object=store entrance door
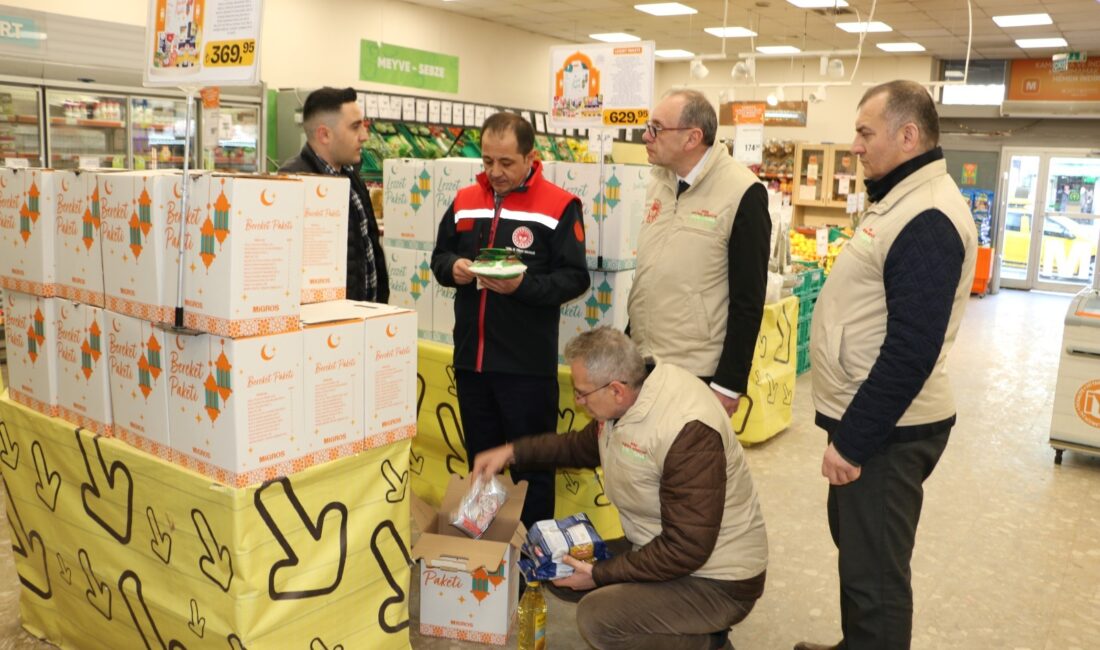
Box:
[994,148,1100,293]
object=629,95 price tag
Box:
[602,108,649,127]
[204,39,256,68]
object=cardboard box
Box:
[292,174,349,304]
[432,282,456,345]
[54,300,113,435]
[412,474,527,646]
[382,158,435,250]
[107,310,171,454]
[358,302,418,448]
[0,168,57,296]
[385,246,433,339]
[54,170,107,306]
[183,174,304,337]
[551,162,600,269]
[301,301,366,460]
[99,171,188,325]
[3,291,58,416]
[597,164,649,271]
[167,328,305,487]
[558,269,634,363]
[432,157,481,226]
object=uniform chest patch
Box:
[512,226,534,249]
[620,440,649,463]
[688,209,719,227]
[645,199,662,224]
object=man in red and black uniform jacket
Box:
[431,113,589,529]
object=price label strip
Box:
[602,108,650,127]
[204,39,257,68]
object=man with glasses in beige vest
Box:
[628,89,772,418]
[473,327,767,650]
[795,80,977,650]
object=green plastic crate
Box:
[797,341,812,375]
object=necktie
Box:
[677,179,690,198]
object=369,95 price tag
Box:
[602,108,649,127]
[204,39,256,68]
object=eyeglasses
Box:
[644,122,694,139]
[573,381,615,401]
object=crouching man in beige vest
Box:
[474,327,768,650]
[795,80,977,650]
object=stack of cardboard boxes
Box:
[0,168,416,488]
[383,157,648,357]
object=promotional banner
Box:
[1006,58,1100,102]
[549,42,655,130]
[144,0,263,87]
[731,102,766,167]
[0,393,412,649]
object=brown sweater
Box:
[513,420,765,600]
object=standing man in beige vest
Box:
[796,81,977,650]
[628,90,771,416]
[473,327,768,650]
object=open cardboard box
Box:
[412,474,528,645]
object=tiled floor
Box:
[3,288,1100,649]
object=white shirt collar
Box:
[678,146,712,186]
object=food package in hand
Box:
[451,475,508,539]
[519,513,611,581]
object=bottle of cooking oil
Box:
[517,580,547,649]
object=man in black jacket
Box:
[431,113,589,529]
[279,87,388,303]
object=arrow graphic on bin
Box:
[78,430,134,545]
[192,508,233,592]
[119,570,188,650]
[255,475,348,601]
[3,474,51,599]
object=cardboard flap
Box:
[412,533,512,573]
[300,300,365,325]
[410,492,437,532]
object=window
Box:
[940,60,1006,106]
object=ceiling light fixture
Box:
[766,92,779,106]
[836,21,892,33]
[757,45,802,54]
[731,57,756,81]
[589,32,642,43]
[634,2,698,16]
[786,0,849,7]
[828,58,845,77]
[690,58,710,79]
[992,13,1053,27]
[1015,37,1068,48]
[877,42,926,52]
[808,84,827,103]
[776,86,786,102]
[704,26,758,38]
[655,49,696,59]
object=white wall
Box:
[4,0,565,111]
[656,56,937,145]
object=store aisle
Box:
[3,289,1099,650]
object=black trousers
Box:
[827,428,951,650]
[455,369,558,531]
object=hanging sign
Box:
[143,0,263,87]
[731,102,766,167]
[549,42,655,130]
[1006,58,1100,102]
[360,41,460,94]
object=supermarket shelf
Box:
[1,152,41,159]
[49,117,126,129]
[0,114,39,125]
[51,153,125,161]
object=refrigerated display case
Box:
[209,103,259,173]
[131,97,195,170]
[46,90,128,169]
[0,84,42,167]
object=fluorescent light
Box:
[655,49,695,58]
[1015,37,1068,48]
[589,32,642,43]
[756,45,802,54]
[704,26,758,38]
[836,21,892,33]
[787,0,849,7]
[877,42,926,52]
[635,2,697,16]
[992,13,1052,27]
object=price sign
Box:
[602,108,649,127]
[204,39,256,67]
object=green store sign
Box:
[360,41,459,94]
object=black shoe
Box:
[710,629,732,650]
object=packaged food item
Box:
[468,248,528,279]
[451,475,508,539]
[519,513,611,581]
